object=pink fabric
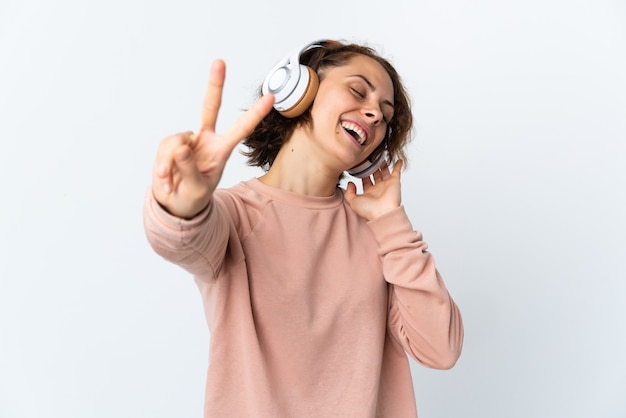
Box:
[143,178,463,417]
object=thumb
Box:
[344,181,358,205]
[172,145,204,189]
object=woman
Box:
[144,39,463,417]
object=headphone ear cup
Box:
[278,66,319,118]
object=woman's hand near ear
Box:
[151,59,275,219]
[344,160,403,221]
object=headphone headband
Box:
[346,151,387,178]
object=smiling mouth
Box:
[341,121,367,146]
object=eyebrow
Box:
[348,74,395,111]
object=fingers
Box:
[197,59,274,155]
[391,159,403,176]
[361,159,402,193]
[368,161,388,186]
[171,143,205,193]
[344,181,358,203]
[155,132,194,175]
[154,131,195,194]
[373,160,402,182]
[199,59,226,133]
[224,93,275,145]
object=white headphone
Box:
[262,39,388,178]
[346,151,387,178]
[262,39,326,118]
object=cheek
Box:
[309,97,340,128]
[311,83,352,114]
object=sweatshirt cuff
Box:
[366,206,416,245]
[144,188,212,233]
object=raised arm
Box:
[144,60,274,277]
[345,159,463,369]
[370,208,464,370]
[152,59,274,219]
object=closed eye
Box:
[351,88,365,98]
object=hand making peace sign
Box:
[151,60,275,219]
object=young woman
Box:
[144,39,463,417]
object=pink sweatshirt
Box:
[143,178,463,417]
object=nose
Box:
[363,105,383,126]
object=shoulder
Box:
[212,179,273,234]
[214,179,272,210]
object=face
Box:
[305,54,395,172]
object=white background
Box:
[1,0,625,417]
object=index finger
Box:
[199,59,226,133]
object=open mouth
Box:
[341,121,367,146]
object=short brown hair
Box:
[243,40,414,172]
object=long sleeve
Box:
[142,179,452,416]
[142,189,230,280]
[367,206,464,369]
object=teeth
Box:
[341,121,366,145]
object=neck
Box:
[258,135,342,197]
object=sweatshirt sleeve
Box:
[367,206,464,370]
[142,189,230,280]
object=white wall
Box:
[1,0,625,416]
